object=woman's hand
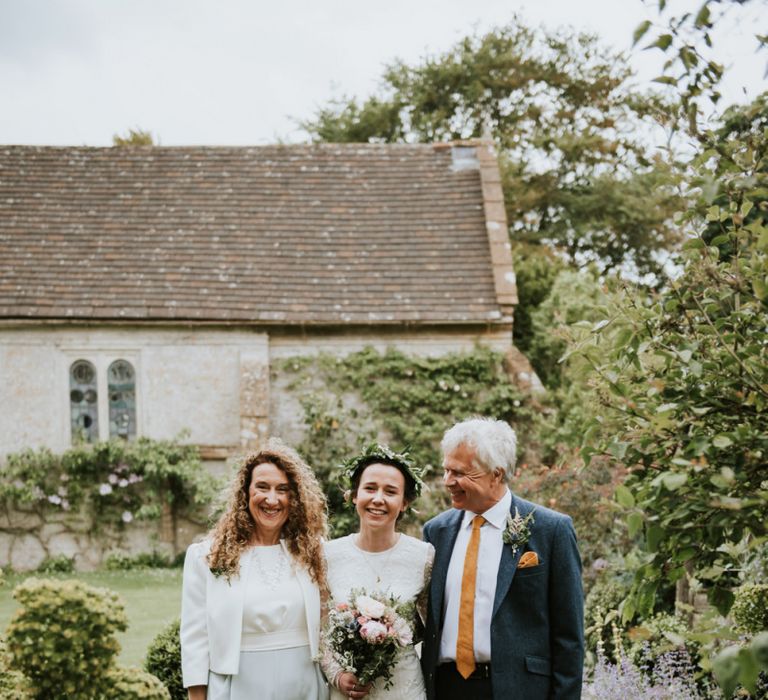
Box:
[187,685,206,700]
[337,672,372,698]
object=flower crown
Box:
[338,443,425,503]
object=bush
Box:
[105,667,170,700]
[104,551,179,571]
[0,637,28,699]
[5,578,127,699]
[625,612,697,670]
[144,619,184,700]
[584,574,632,662]
[35,555,75,574]
[732,584,768,635]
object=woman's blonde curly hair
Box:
[206,439,328,584]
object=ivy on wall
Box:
[277,346,534,534]
[0,437,220,531]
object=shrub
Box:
[0,637,28,699]
[35,555,75,574]
[106,667,170,700]
[104,551,177,571]
[625,612,697,670]
[5,578,127,699]
[732,584,768,635]
[584,574,632,662]
[144,619,184,700]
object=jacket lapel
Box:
[492,495,531,618]
[430,510,463,626]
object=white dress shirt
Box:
[439,488,511,664]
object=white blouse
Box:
[240,544,309,651]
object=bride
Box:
[322,444,434,700]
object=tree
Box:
[635,0,768,134]
[574,91,768,622]
[112,128,155,146]
[300,21,683,278]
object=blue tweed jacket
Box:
[422,494,584,699]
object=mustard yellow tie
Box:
[456,514,485,679]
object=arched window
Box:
[70,360,99,443]
[108,359,136,440]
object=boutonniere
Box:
[503,507,535,556]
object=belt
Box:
[440,661,492,680]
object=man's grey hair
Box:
[441,417,517,478]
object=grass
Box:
[0,568,182,667]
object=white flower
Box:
[118,479,129,488]
[47,494,62,505]
[108,474,119,485]
[121,511,133,523]
[61,499,70,511]
[359,620,388,643]
[98,483,113,496]
[392,616,412,645]
[356,595,386,619]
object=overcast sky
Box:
[0,0,764,146]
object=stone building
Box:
[0,141,530,468]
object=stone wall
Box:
[0,502,205,571]
[0,325,270,461]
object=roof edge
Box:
[474,142,517,311]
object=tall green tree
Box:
[574,91,768,622]
[300,21,683,278]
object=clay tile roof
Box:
[0,143,515,325]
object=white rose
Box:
[356,595,386,619]
[392,616,413,645]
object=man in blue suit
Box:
[422,417,583,699]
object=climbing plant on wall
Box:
[277,346,535,534]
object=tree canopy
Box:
[300,21,683,278]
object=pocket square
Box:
[518,551,539,569]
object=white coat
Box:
[180,538,322,688]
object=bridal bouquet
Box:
[324,589,414,689]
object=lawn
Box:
[0,568,182,667]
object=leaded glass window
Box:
[108,359,136,440]
[70,360,99,443]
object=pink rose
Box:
[359,620,388,644]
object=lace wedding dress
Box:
[323,533,434,700]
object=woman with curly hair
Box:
[181,439,329,700]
